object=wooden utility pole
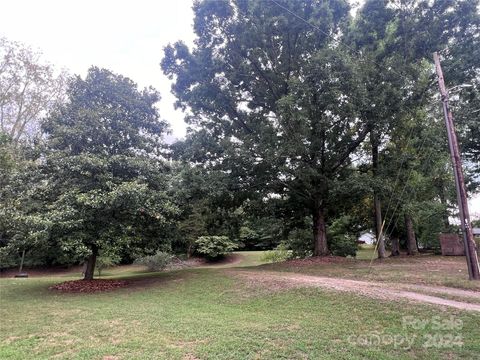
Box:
[434,52,480,280]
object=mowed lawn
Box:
[1,252,480,360]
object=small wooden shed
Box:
[439,233,465,256]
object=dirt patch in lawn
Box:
[231,270,480,312]
[49,279,129,293]
[282,256,354,267]
[262,255,480,291]
[183,354,201,360]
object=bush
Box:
[195,236,237,260]
[330,233,357,257]
[328,216,357,257]
[135,251,173,272]
[261,243,292,263]
[0,247,17,269]
[286,228,313,258]
[96,254,120,276]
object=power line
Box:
[269,0,413,84]
[383,135,437,240]
[368,126,434,267]
[269,0,460,260]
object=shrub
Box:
[135,251,173,272]
[96,254,120,277]
[261,243,292,263]
[286,228,313,258]
[330,233,357,257]
[328,216,358,257]
[195,236,237,260]
[0,247,17,269]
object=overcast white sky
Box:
[0,0,195,137]
[1,0,478,215]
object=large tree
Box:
[29,67,177,279]
[348,0,480,256]
[348,0,402,258]
[162,0,375,255]
[0,38,68,268]
[0,37,67,146]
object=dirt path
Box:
[232,270,480,312]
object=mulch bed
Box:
[49,279,128,293]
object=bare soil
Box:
[232,270,480,312]
[282,255,354,266]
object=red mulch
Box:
[49,279,128,293]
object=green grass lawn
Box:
[1,252,479,359]
[355,244,378,260]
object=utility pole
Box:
[434,52,480,280]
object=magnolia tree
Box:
[27,67,179,280]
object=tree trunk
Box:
[83,245,98,280]
[404,214,418,255]
[19,249,26,272]
[313,206,329,256]
[187,242,193,259]
[371,132,386,259]
[390,236,400,257]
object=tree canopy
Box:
[2,67,177,279]
[1,0,480,277]
[0,37,67,146]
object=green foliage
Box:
[163,0,372,255]
[283,216,358,258]
[0,133,14,182]
[261,243,292,263]
[413,201,447,250]
[2,0,479,272]
[328,216,358,258]
[239,226,259,247]
[3,259,480,359]
[0,247,16,268]
[168,162,247,257]
[135,251,173,272]
[1,67,178,276]
[195,236,237,260]
[96,252,121,277]
[330,235,357,258]
[350,0,480,249]
[238,215,285,250]
[283,216,367,259]
[175,201,208,256]
[163,0,480,257]
[0,37,67,145]
[286,228,313,259]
